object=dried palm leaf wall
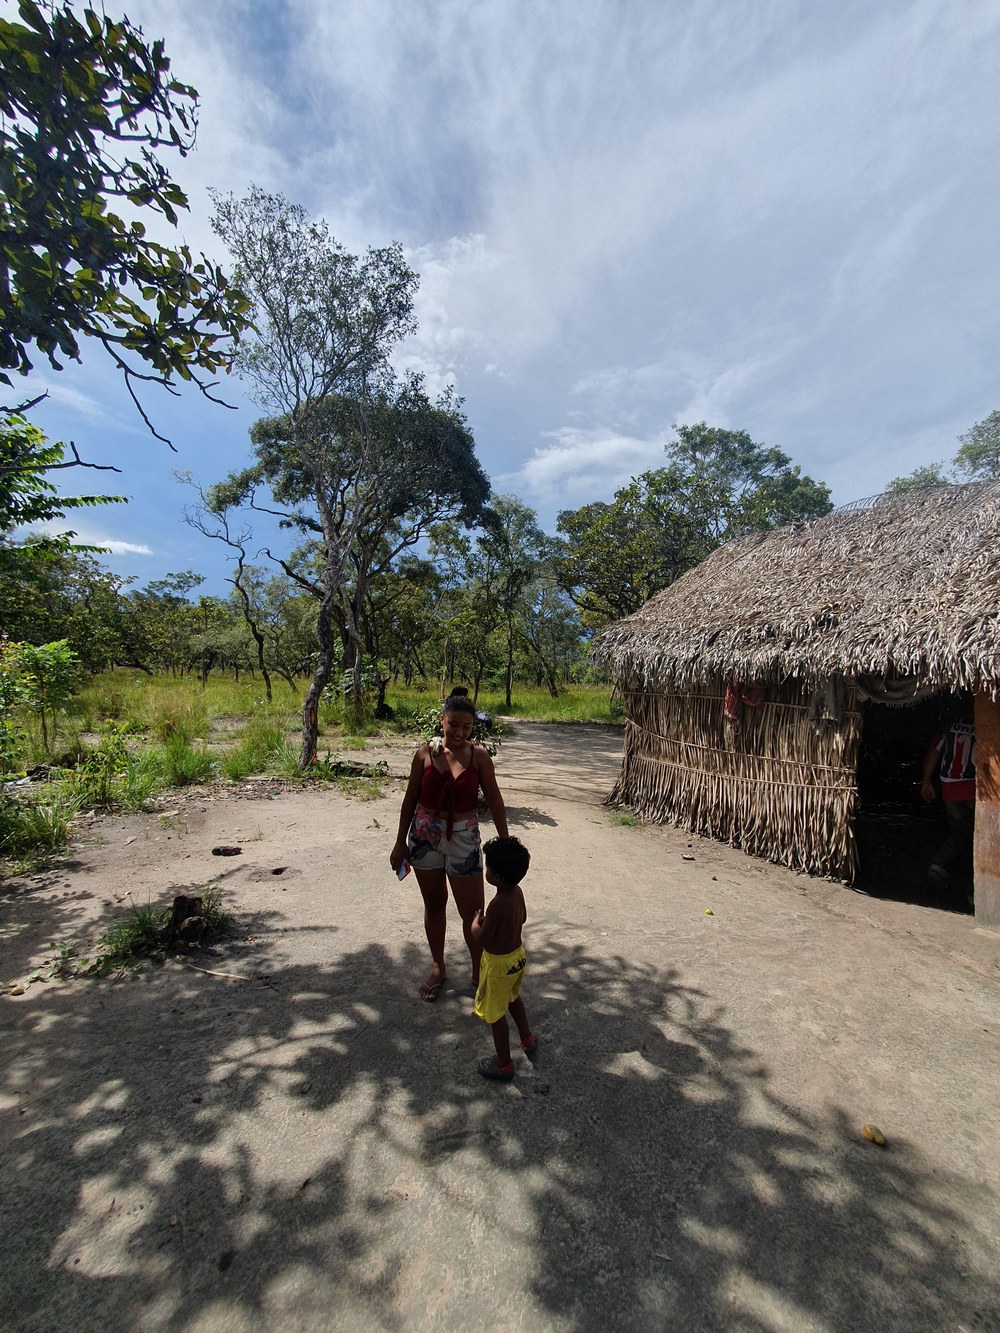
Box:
[611,676,862,880]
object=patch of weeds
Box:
[119,763,158,811]
[48,938,89,979]
[221,719,285,780]
[157,810,187,836]
[0,788,78,867]
[149,697,209,744]
[334,774,387,800]
[200,888,231,935]
[271,739,305,776]
[339,735,368,751]
[44,888,234,981]
[613,812,639,827]
[146,733,216,786]
[73,725,134,808]
[98,899,169,970]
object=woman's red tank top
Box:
[419,749,480,836]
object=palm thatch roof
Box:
[594,480,1000,694]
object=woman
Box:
[390,690,508,1001]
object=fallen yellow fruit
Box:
[704,908,714,915]
[862,1123,886,1145]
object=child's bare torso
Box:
[484,886,526,955]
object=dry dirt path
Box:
[2,722,999,1332]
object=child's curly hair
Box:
[483,835,530,886]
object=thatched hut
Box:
[593,480,1000,929]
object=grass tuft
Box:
[48,888,234,980]
[145,733,216,786]
[0,789,78,864]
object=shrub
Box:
[75,726,133,808]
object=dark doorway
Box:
[854,692,973,912]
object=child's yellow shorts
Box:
[474,946,526,1024]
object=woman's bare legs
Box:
[414,866,448,999]
[448,872,486,986]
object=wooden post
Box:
[973,692,1000,930]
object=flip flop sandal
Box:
[520,1035,538,1062]
[419,980,443,1002]
[478,1057,514,1081]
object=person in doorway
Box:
[470,835,536,1081]
[390,688,509,1001]
[920,702,976,891]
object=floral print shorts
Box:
[407,810,482,876]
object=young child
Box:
[470,835,537,1081]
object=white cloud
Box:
[29,375,110,424]
[24,520,153,557]
[508,427,667,505]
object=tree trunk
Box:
[505,618,515,710]
[300,588,338,767]
[525,632,560,697]
[275,667,298,693]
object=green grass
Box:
[613,812,639,827]
[144,733,217,786]
[70,673,621,747]
[221,719,287,780]
[0,788,78,865]
[72,670,301,734]
[382,682,621,725]
[24,674,620,793]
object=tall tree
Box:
[883,463,950,496]
[210,189,488,758]
[477,496,554,708]
[0,0,249,434]
[215,380,488,745]
[557,473,702,627]
[558,424,831,628]
[663,422,832,547]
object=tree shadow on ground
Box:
[2,925,998,1331]
[0,862,250,981]
[504,804,559,827]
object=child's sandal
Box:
[520,1035,538,1062]
[478,1057,514,1081]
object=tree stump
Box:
[169,894,205,944]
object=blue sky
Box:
[13,0,1000,594]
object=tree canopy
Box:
[557,423,832,628]
[0,0,250,434]
[210,187,489,757]
[886,409,1000,493]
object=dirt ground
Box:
[2,722,999,1332]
